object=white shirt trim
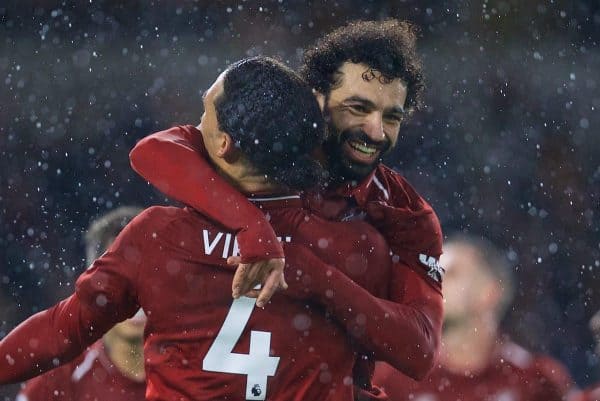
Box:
[372,175,390,200]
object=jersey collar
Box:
[247,194,303,210]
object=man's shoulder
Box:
[574,384,600,401]
[113,206,228,259]
[499,342,573,390]
[129,206,240,265]
[375,165,427,204]
[128,205,217,234]
[528,353,574,390]
[375,164,407,181]
[374,164,443,254]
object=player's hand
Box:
[227,257,288,308]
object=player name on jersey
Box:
[202,229,292,259]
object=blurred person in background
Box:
[16,206,146,401]
[130,20,444,398]
[570,310,600,401]
[373,234,575,401]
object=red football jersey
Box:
[1,199,394,401]
[129,125,445,384]
[129,125,444,293]
[373,341,575,401]
[17,341,145,401]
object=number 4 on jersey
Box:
[203,296,280,400]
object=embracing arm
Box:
[285,244,442,380]
[284,185,444,380]
[129,125,283,263]
[0,218,144,384]
[0,295,104,384]
[0,274,137,383]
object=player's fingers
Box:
[232,263,250,298]
[256,271,282,308]
[243,289,261,299]
[235,263,264,297]
[227,256,242,266]
[271,257,287,290]
[279,274,289,291]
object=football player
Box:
[16,207,147,401]
[129,20,444,397]
[1,56,394,401]
[373,234,575,401]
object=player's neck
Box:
[211,157,288,195]
[441,314,499,374]
[233,170,285,195]
[104,336,146,382]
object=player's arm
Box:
[0,216,144,384]
[285,170,444,380]
[285,243,442,380]
[358,169,445,377]
[129,125,286,305]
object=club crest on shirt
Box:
[418,254,445,283]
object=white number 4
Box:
[203,296,280,400]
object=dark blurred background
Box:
[1,0,599,398]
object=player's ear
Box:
[216,132,235,158]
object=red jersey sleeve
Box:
[364,166,444,294]
[284,243,442,380]
[0,211,150,384]
[129,125,284,263]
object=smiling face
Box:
[321,62,407,182]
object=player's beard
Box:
[322,118,390,184]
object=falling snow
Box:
[0,2,599,399]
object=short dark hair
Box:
[85,206,143,264]
[214,56,325,190]
[300,19,425,113]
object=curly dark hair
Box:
[215,56,325,190]
[300,19,425,113]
